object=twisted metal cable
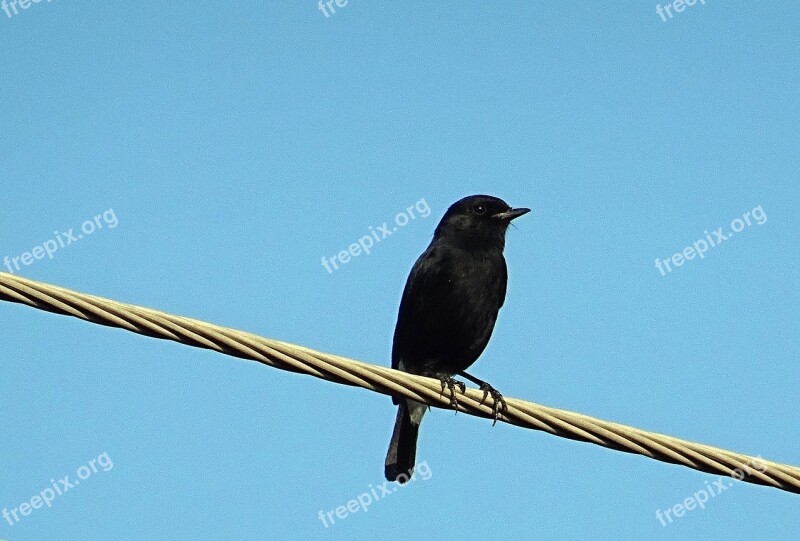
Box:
[1,271,798,494]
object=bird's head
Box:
[434,195,530,248]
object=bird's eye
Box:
[473,204,487,215]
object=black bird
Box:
[384,194,530,483]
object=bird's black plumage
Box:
[385,194,529,482]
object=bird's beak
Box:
[493,207,531,221]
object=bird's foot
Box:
[438,375,466,410]
[478,382,508,426]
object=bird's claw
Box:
[438,376,466,410]
[479,382,508,426]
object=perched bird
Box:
[384,194,529,483]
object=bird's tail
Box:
[385,400,423,483]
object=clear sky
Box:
[1,2,798,540]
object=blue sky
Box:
[1,2,798,539]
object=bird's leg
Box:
[436,373,466,410]
[459,371,508,426]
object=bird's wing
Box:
[391,244,454,371]
[497,256,508,309]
